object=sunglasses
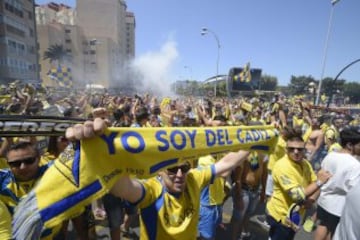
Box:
[167,163,191,174]
[8,157,37,168]
[287,147,305,152]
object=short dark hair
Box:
[340,126,360,147]
[113,109,124,121]
[135,106,149,122]
[283,126,304,142]
[5,141,39,159]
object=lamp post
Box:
[316,0,341,105]
[201,27,220,97]
[326,58,360,107]
[308,81,317,105]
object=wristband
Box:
[316,180,323,188]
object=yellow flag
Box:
[13,125,278,238]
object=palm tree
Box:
[43,44,71,67]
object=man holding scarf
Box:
[65,117,251,240]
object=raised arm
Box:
[65,115,145,204]
[214,150,250,177]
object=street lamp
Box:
[201,27,220,97]
[316,0,341,105]
[308,81,317,104]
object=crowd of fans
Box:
[1,81,360,240]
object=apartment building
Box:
[76,0,129,88]
[125,11,135,59]
[0,0,39,84]
[35,2,75,25]
[37,23,85,87]
[35,2,85,88]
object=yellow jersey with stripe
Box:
[0,164,60,239]
[267,136,286,172]
[198,155,225,206]
[39,152,57,166]
[0,200,11,240]
[266,155,317,226]
[0,158,9,170]
[136,165,215,240]
[328,142,342,153]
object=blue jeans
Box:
[232,188,260,221]
[266,215,295,240]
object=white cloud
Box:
[130,38,179,96]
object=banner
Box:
[233,62,251,82]
[0,115,84,137]
[13,125,278,239]
[47,67,73,88]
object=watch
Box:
[316,180,323,188]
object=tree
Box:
[343,82,360,103]
[287,75,317,95]
[259,74,278,91]
[43,44,71,67]
[320,77,345,97]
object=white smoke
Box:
[129,39,179,96]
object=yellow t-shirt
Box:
[267,136,286,172]
[0,166,60,239]
[40,152,57,166]
[0,200,11,240]
[328,142,342,153]
[266,155,317,226]
[302,126,312,143]
[292,116,304,128]
[0,158,9,170]
[198,155,225,206]
[137,166,214,240]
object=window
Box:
[65,39,71,43]
[65,29,71,33]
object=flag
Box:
[13,125,279,239]
[233,62,251,82]
[47,67,73,88]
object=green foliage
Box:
[320,77,345,96]
[288,75,317,95]
[43,44,71,66]
[259,74,278,91]
[343,82,360,103]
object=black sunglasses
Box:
[8,157,37,168]
[287,147,305,152]
[167,163,191,174]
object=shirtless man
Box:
[305,117,325,172]
[230,150,267,240]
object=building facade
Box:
[0,0,39,84]
[125,11,135,59]
[35,2,75,25]
[76,0,130,88]
[36,2,86,88]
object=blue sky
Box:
[36,0,360,86]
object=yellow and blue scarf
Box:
[13,125,278,239]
